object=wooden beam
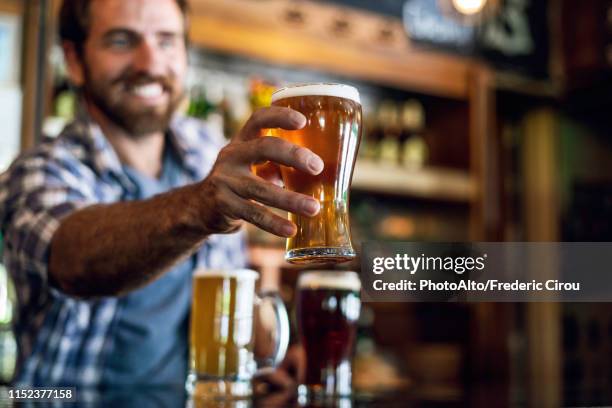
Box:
[188,0,472,99]
[0,0,22,15]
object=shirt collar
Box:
[63,109,205,184]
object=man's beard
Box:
[83,65,185,137]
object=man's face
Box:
[77,0,187,136]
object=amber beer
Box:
[188,269,289,400]
[297,271,361,398]
[271,84,362,264]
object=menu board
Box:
[402,0,476,52]
[477,0,549,78]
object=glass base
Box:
[186,374,252,401]
[286,247,356,264]
[297,384,353,407]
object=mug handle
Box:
[254,291,290,370]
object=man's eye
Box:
[159,36,177,49]
[108,36,133,48]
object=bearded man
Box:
[0,0,320,388]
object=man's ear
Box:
[62,41,85,87]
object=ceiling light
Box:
[452,0,487,15]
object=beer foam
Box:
[193,268,259,280]
[271,83,361,105]
[298,271,361,292]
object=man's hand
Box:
[196,106,323,237]
[253,344,305,394]
[48,107,322,297]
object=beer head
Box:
[297,270,361,292]
[271,83,361,105]
[193,268,259,281]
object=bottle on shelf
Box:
[399,99,428,169]
[377,100,401,165]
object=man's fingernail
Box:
[292,112,306,127]
[308,156,324,174]
[302,199,320,216]
[282,223,296,237]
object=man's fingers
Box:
[280,345,306,384]
[253,162,284,187]
[238,106,306,141]
[232,176,320,217]
[254,369,295,391]
[237,137,323,176]
[231,197,297,237]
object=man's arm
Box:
[49,107,323,298]
[49,183,208,298]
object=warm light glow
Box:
[452,0,487,15]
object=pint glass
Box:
[187,269,289,400]
[296,271,361,399]
[271,83,362,264]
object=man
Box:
[0,0,319,387]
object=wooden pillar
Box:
[469,65,501,242]
[20,0,54,150]
[522,108,562,408]
[467,65,512,382]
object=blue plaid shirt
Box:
[0,113,246,386]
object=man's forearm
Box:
[49,183,211,298]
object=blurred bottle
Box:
[43,86,77,138]
[55,89,77,120]
[399,99,428,169]
[249,77,276,111]
[359,109,378,161]
[187,85,218,119]
[187,84,227,140]
[377,100,401,164]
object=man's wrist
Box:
[165,183,213,238]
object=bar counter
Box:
[3,382,610,407]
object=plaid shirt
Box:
[0,113,246,386]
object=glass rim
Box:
[271,83,361,105]
[193,268,259,280]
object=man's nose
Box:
[132,38,165,76]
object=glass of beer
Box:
[271,83,362,264]
[296,271,361,399]
[187,269,290,400]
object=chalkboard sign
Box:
[478,0,549,78]
[322,0,550,79]
[402,0,477,53]
[322,0,405,18]
[402,0,549,78]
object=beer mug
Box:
[271,83,362,264]
[296,271,361,399]
[187,269,290,400]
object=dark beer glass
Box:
[271,84,362,264]
[296,271,361,399]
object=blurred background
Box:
[1,0,612,405]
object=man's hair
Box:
[59,0,189,55]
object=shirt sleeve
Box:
[0,151,95,307]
